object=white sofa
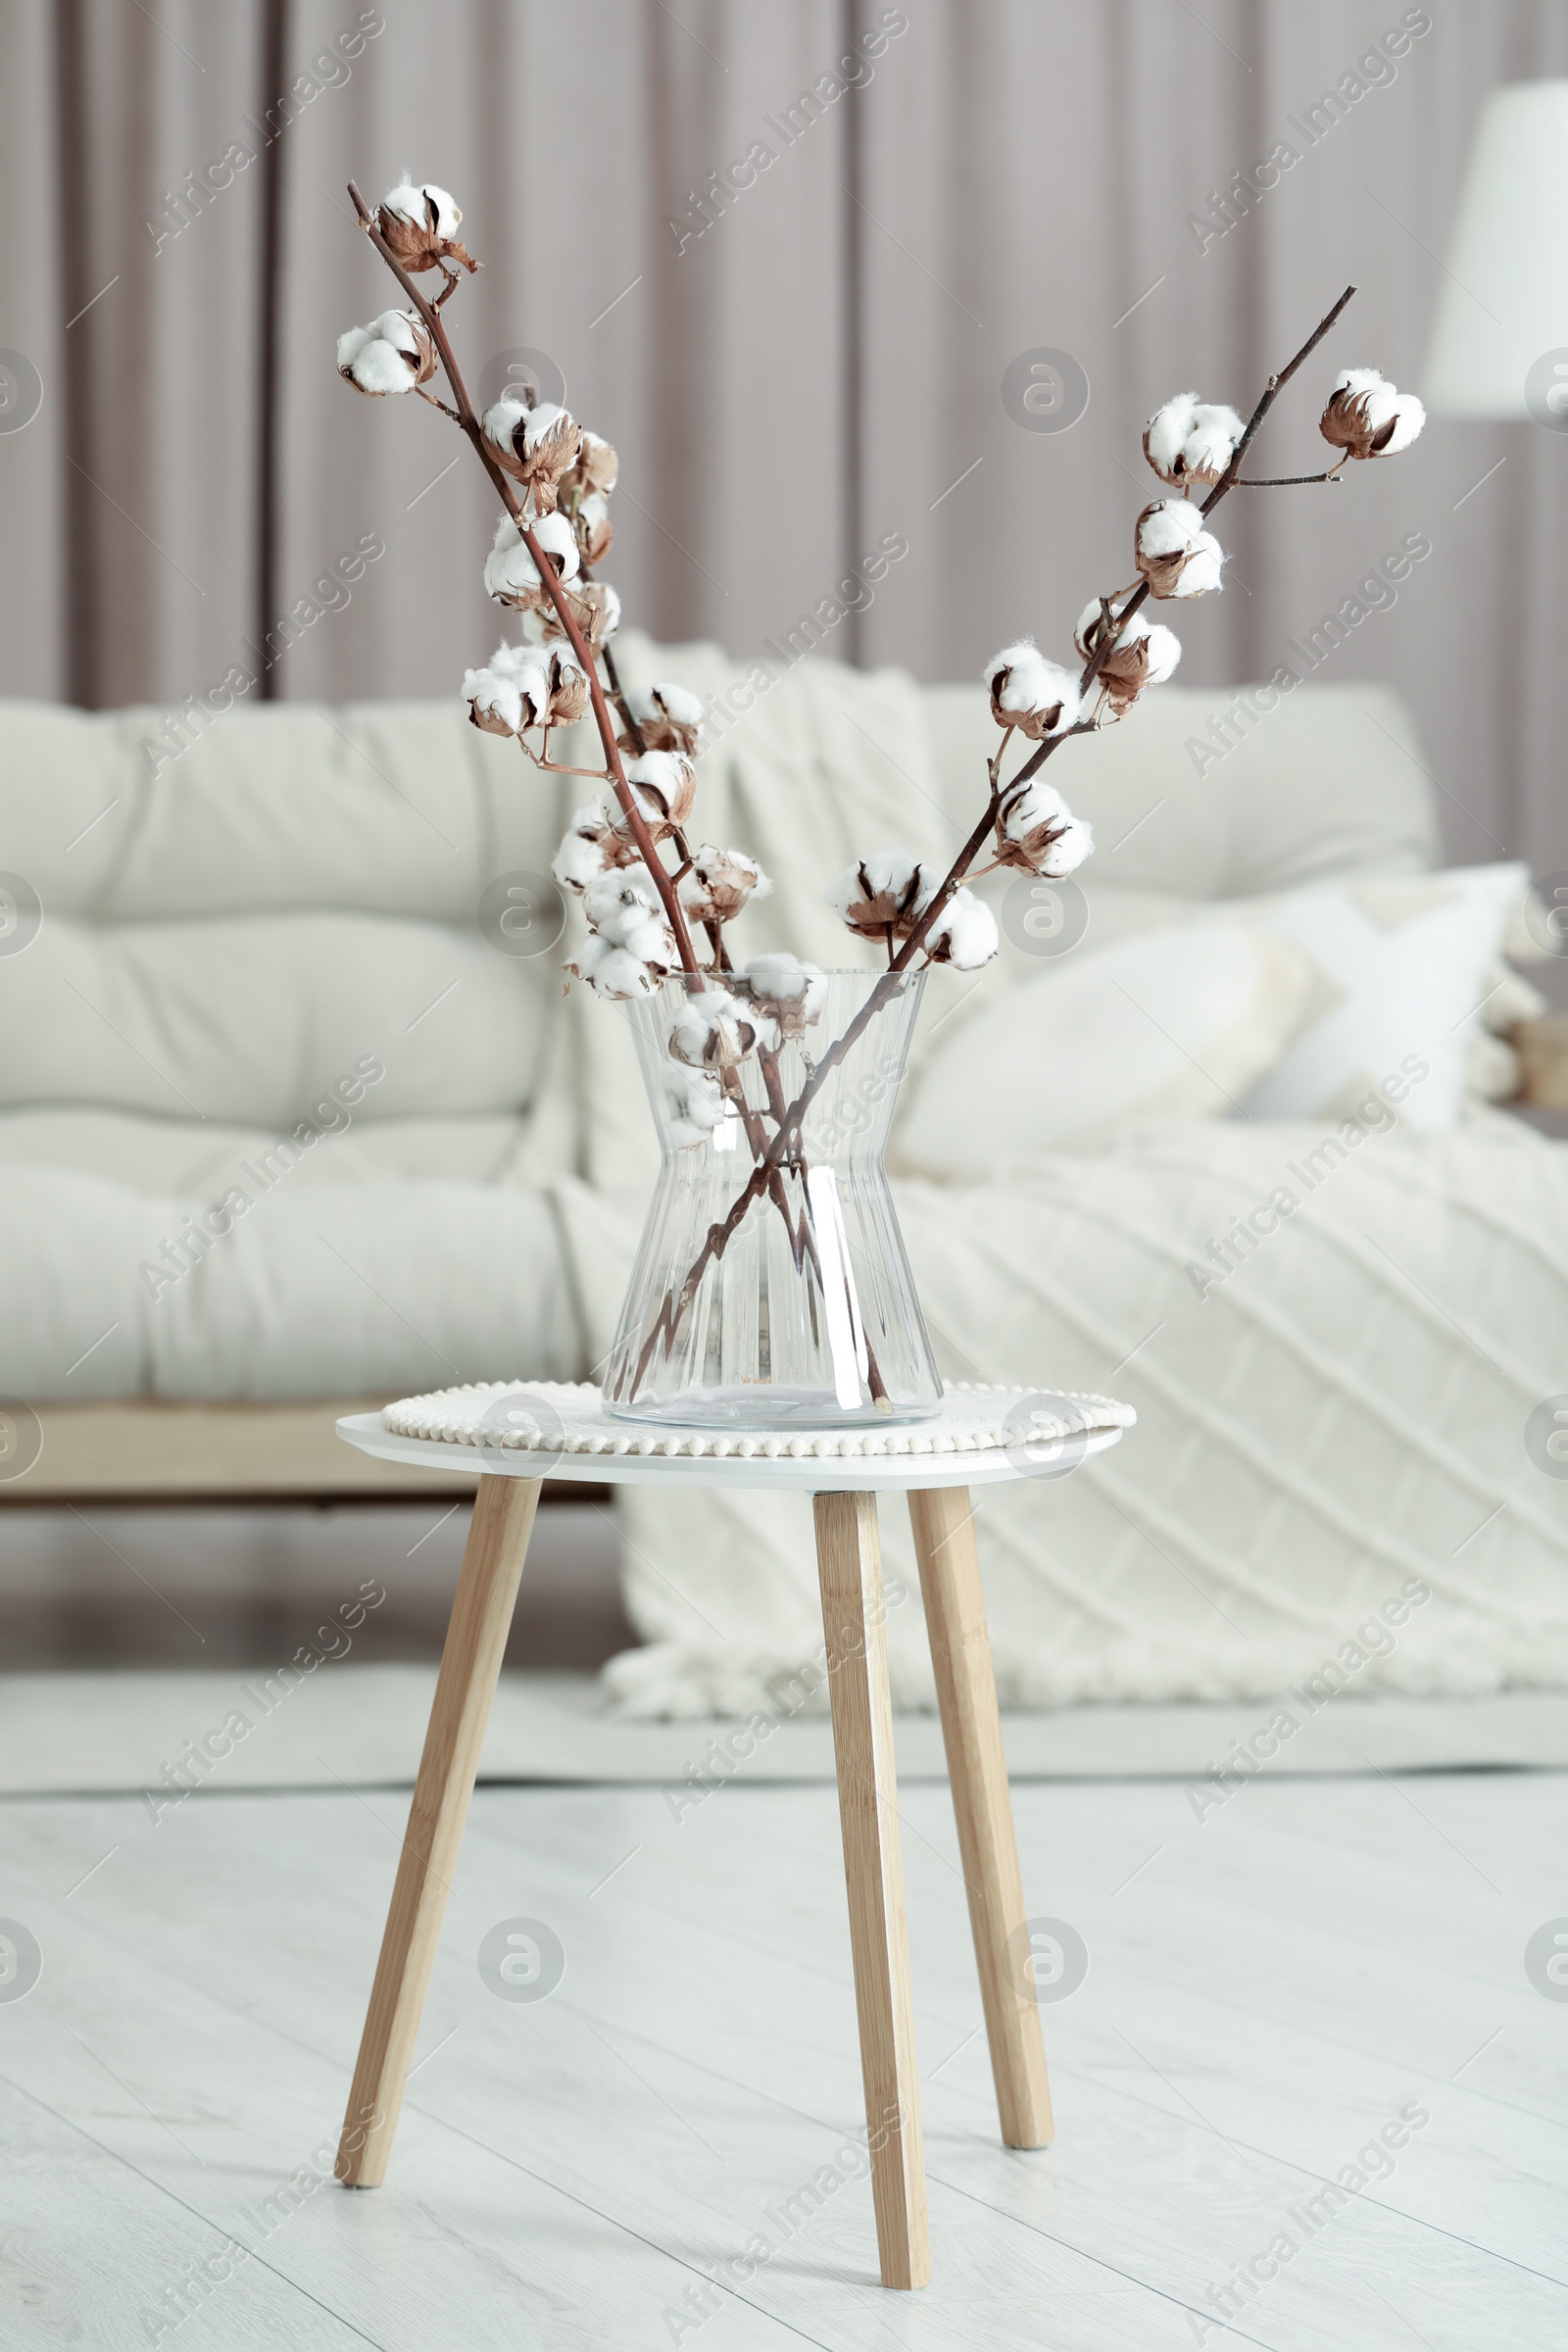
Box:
[4,634,1565,1707]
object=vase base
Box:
[603,1382,941,1432]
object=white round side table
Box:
[331,1380,1132,2291]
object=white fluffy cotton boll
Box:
[1144,393,1244,487]
[656,1059,727,1150]
[568,866,679,998]
[1136,620,1183,685]
[1185,402,1245,477]
[553,807,614,895]
[623,749,697,833]
[997,779,1095,877]
[647,682,703,725]
[336,311,433,397]
[667,987,759,1073]
[679,845,770,926]
[1143,392,1199,485]
[374,180,476,276]
[743,953,828,1039]
[382,178,463,238]
[580,865,673,957]
[483,512,580,607]
[462,662,524,736]
[1320,368,1426,459]
[984,641,1082,739]
[481,396,530,467]
[529,510,579,579]
[826,848,937,942]
[1135,500,1225,598]
[1075,599,1180,678]
[925,888,999,970]
[571,934,661,1001]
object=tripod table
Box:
[330,1380,1132,2290]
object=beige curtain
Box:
[4,1,1567,886]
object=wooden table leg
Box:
[813,1489,930,2291]
[336,1473,541,2186]
[907,1485,1054,2151]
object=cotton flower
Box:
[656,1058,727,1150]
[1143,392,1245,489]
[537,579,621,648]
[679,845,770,928]
[620,749,697,836]
[561,430,619,500]
[463,639,585,736]
[375,179,477,274]
[668,986,760,1073]
[1319,368,1426,460]
[567,865,678,998]
[480,399,582,512]
[483,511,579,608]
[335,310,435,397]
[553,804,634,895]
[1074,595,1182,712]
[996,778,1095,877]
[984,641,1082,740]
[461,648,532,738]
[742,954,827,1040]
[923,887,999,970]
[827,849,939,944]
[621,681,705,756]
[1134,501,1225,598]
[573,491,613,565]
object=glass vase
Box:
[604,969,943,1426]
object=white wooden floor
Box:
[0,1765,1563,2349]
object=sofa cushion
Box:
[0,1165,582,1402]
[0,913,544,1125]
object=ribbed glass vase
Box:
[603,969,943,1426]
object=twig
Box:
[1006,280,1357,794]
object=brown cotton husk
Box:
[1319,384,1395,460]
[619,687,700,758]
[467,701,515,739]
[546,653,589,726]
[986,662,1070,742]
[561,432,619,499]
[540,580,618,647]
[517,414,582,514]
[841,862,928,939]
[994,810,1073,873]
[680,846,764,926]
[572,494,613,565]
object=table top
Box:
[337,1381,1133,1494]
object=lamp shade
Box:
[1423,79,1568,418]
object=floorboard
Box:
[0,1772,1563,2349]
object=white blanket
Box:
[557,1109,1568,1715]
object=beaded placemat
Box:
[382,1380,1135,1463]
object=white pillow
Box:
[896,917,1318,1177]
[1234,863,1531,1133]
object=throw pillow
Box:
[1234,862,1531,1132]
[894,917,1321,1177]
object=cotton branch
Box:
[345,180,704,980]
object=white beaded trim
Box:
[381,1379,1135,1458]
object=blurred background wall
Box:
[3,1,1566,890]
